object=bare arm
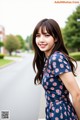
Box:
[59,72,80,120]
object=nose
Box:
[39,35,44,42]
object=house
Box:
[0,25,6,54]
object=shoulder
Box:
[49,51,71,75]
[49,51,69,66]
[49,51,66,62]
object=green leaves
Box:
[4,34,21,55]
[63,5,80,52]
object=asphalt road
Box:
[0,53,42,120]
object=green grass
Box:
[70,52,80,55]
[0,59,14,67]
[69,52,80,61]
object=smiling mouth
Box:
[39,44,47,48]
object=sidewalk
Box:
[38,61,80,120]
[4,56,23,62]
[0,56,23,69]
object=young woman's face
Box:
[35,27,56,57]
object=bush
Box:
[0,54,5,59]
[70,52,80,61]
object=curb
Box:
[0,61,16,69]
[0,56,24,69]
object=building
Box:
[0,25,5,54]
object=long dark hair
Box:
[32,18,77,85]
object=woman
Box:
[32,18,80,120]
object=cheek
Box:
[35,39,38,46]
[52,40,55,45]
[49,38,55,45]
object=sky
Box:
[0,0,79,39]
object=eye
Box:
[36,34,40,37]
[45,33,50,37]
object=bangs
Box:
[40,22,52,35]
[34,20,56,37]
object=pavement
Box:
[38,119,45,120]
[4,56,23,62]
[0,53,41,120]
[0,57,23,69]
[38,61,80,120]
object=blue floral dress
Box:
[42,51,78,120]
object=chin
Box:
[39,48,46,52]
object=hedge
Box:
[0,54,5,59]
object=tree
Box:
[16,35,25,49]
[63,5,80,51]
[26,34,32,50]
[0,41,4,53]
[4,34,21,55]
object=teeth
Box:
[39,44,46,45]
[40,45,45,46]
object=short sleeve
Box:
[50,52,71,77]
